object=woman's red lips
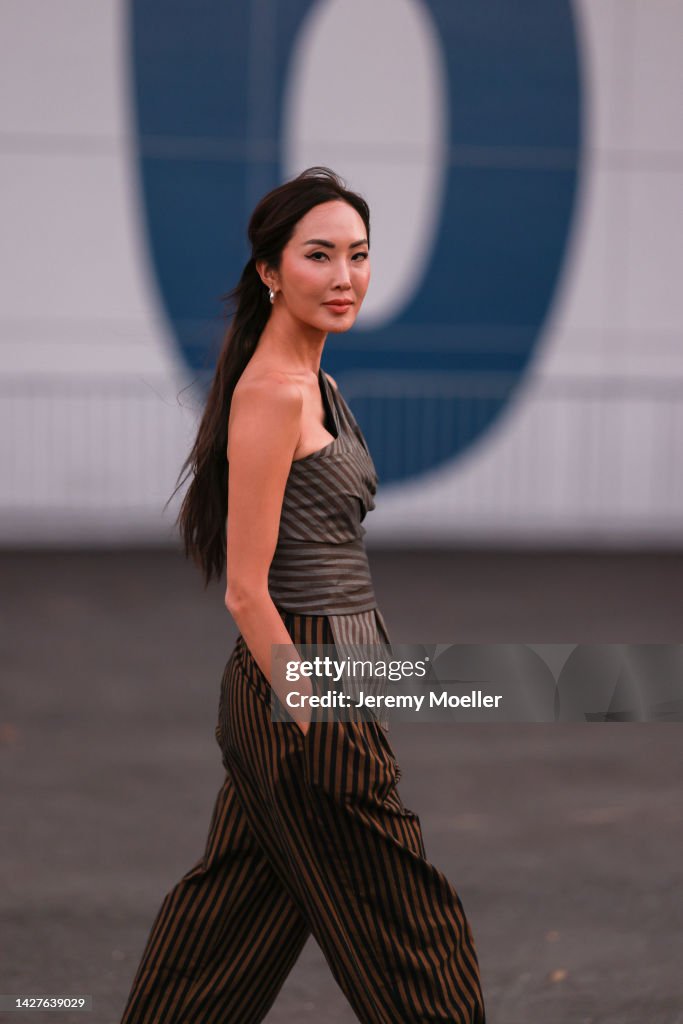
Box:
[324,301,353,309]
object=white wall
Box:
[0,1,681,545]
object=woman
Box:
[120,167,486,1024]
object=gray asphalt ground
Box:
[1,549,682,1024]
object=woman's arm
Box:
[225,372,312,733]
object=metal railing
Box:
[0,371,681,539]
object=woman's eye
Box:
[307,251,369,262]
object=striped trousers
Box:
[120,612,486,1023]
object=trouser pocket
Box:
[302,718,398,807]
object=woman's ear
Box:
[255,259,278,292]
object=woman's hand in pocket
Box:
[292,674,313,736]
[270,648,313,736]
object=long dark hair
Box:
[170,166,371,587]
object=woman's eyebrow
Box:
[301,238,368,248]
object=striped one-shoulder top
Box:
[268,366,392,732]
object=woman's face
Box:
[269,200,371,333]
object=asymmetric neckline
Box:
[291,367,340,464]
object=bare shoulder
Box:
[324,371,338,391]
[233,368,304,409]
[228,370,303,459]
